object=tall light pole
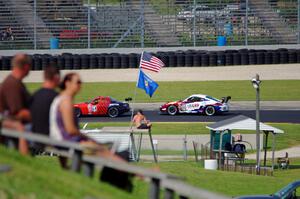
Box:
[252,74,261,175]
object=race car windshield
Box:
[206,96,220,102]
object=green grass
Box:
[2,145,300,198]
[138,159,300,197]
[25,80,300,102]
[0,146,147,199]
[82,122,300,151]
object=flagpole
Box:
[130,51,144,129]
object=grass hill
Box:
[0,145,147,199]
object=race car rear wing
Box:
[221,96,231,103]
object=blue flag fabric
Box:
[137,69,159,97]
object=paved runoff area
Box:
[1,64,300,82]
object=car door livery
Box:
[88,97,100,114]
[96,97,110,115]
[180,96,204,113]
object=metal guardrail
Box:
[0,127,230,199]
[0,0,299,50]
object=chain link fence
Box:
[0,0,299,50]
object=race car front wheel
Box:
[167,105,178,115]
[204,106,216,116]
[74,108,82,117]
[108,107,119,118]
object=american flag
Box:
[140,52,165,73]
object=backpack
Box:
[233,144,246,153]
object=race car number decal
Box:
[88,104,98,113]
[186,103,200,111]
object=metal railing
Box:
[0,0,299,50]
[0,127,230,199]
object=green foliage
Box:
[26,80,300,102]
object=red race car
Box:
[74,96,131,118]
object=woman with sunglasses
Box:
[50,73,123,161]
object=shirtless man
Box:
[132,110,151,129]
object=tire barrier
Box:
[248,52,257,65]
[233,53,241,65]
[49,56,57,67]
[264,51,273,64]
[2,56,11,70]
[105,55,113,69]
[159,53,169,67]
[209,52,217,66]
[201,53,209,67]
[241,53,249,65]
[90,54,98,69]
[41,55,50,69]
[168,53,176,67]
[73,55,81,70]
[2,48,300,70]
[217,52,225,66]
[176,52,185,67]
[280,51,288,64]
[256,51,265,65]
[297,50,300,63]
[225,52,233,66]
[112,54,121,69]
[193,54,201,67]
[33,54,42,71]
[288,50,297,64]
[97,54,105,69]
[272,51,280,64]
[185,53,193,67]
[63,53,73,70]
[121,54,129,69]
[128,53,137,68]
[81,54,90,69]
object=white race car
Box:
[159,94,231,116]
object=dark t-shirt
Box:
[30,88,58,135]
[0,74,31,117]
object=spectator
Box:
[49,73,123,161]
[30,65,60,154]
[1,27,14,41]
[30,65,60,136]
[0,53,32,155]
[6,27,14,41]
[50,72,134,191]
[132,109,152,129]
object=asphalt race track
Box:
[79,110,300,123]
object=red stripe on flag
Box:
[141,66,159,72]
[141,61,161,69]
